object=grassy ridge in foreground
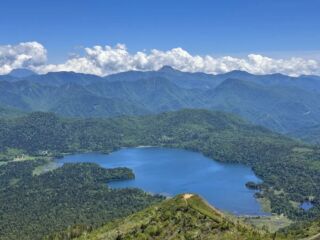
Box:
[73,194,273,240]
[47,195,320,240]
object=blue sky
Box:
[0,0,320,76]
[1,0,320,63]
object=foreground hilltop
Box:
[73,194,272,240]
[53,194,320,240]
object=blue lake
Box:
[301,201,314,211]
[57,147,268,216]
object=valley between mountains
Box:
[2,66,320,136]
[1,68,320,239]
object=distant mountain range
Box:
[289,124,320,144]
[1,67,320,135]
[8,68,36,78]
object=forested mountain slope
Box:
[1,109,320,220]
[1,68,320,133]
[206,78,320,133]
[0,161,163,240]
[289,125,320,144]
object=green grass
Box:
[32,161,59,175]
[243,215,292,233]
[0,148,43,162]
[74,194,274,240]
[257,197,272,213]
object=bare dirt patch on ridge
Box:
[183,194,194,199]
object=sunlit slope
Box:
[75,194,273,240]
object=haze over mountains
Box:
[1,66,320,136]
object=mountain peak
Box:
[158,65,178,72]
[76,194,271,240]
[9,68,36,78]
[224,70,252,77]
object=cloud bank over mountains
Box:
[0,42,47,74]
[0,41,319,77]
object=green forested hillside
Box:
[280,218,320,239]
[0,109,320,220]
[0,161,163,240]
[290,125,320,144]
[0,105,24,118]
[1,69,320,133]
[206,78,320,133]
[1,109,320,239]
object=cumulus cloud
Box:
[0,42,47,74]
[1,41,319,77]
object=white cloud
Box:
[0,42,47,74]
[1,42,319,77]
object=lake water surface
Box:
[57,147,268,216]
